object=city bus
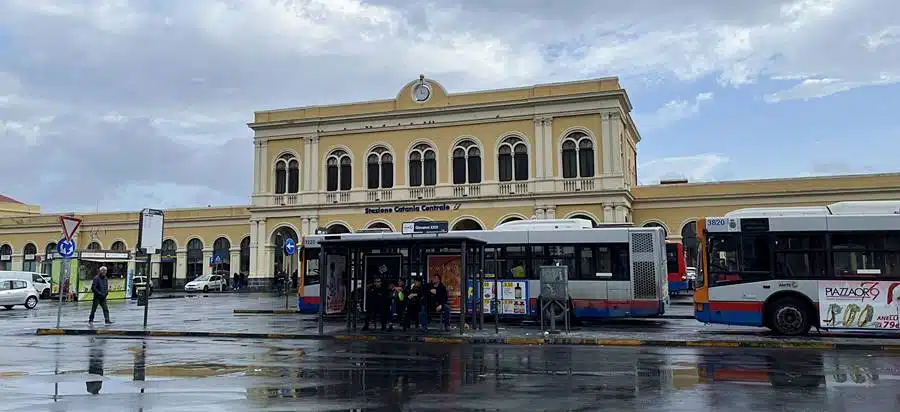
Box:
[666,242,689,295]
[297,219,670,320]
[693,200,900,336]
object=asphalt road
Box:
[1,335,899,411]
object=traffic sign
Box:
[57,239,76,259]
[284,238,296,256]
[59,216,82,241]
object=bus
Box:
[297,219,670,320]
[666,242,689,295]
[693,200,900,336]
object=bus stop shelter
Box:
[315,233,493,335]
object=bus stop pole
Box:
[460,240,467,335]
[317,246,327,334]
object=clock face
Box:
[413,84,431,102]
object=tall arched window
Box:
[161,239,177,259]
[213,237,231,274]
[186,238,204,281]
[87,242,101,251]
[408,143,436,187]
[239,237,251,274]
[366,146,394,189]
[23,243,37,272]
[43,242,57,275]
[274,153,300,194]
[498,136,528,181]
[0,244,11,271]
[326,149,352,191]
[452,140,481,184]
[562,132,595,179]
[111,241,126,252]
[642,222,668,238]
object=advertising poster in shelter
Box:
[325,254,347,315]
[819,280,900,330]
[427,255,462,312]
[365,255,402,283]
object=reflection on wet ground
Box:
[1,336,900,411]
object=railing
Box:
[255,176,625,207]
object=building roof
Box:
[0,195,23,204]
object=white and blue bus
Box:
[296,219,670,320]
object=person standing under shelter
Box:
[88,266,113,325]
[424,275,450,332]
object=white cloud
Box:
[636,92,714,131]
[638,154,731,185]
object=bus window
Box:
[532,245,576,279]
[303,248,320,285]
[708,233,739,284]
[740,234,772,273]
[774,234,826,278]
[503,246,528,279]
[664,244,679,275]
[831,232,900,278]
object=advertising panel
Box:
[325,254,347,315]
[427,255,462,312]
[467,279,528,315]
[819,281,900,330]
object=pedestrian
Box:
[88,266,113,325]
[424,274,450,332]
[388,279,406,331]
[403,279,423,331]
[362,278,390,331]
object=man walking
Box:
[88,266,113,325]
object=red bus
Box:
[666,242,689,295]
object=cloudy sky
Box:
[2,0,898,213]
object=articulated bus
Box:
[665,242,689,295]
[297,219,670,320]
[694,200,900,336]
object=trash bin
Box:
[135,281,149,307]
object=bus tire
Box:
[768,298,812,336]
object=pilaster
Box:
[533,118,544,178]
[202,248,213,276]
[175,250,187,288]
[603,205,615,223]
[542,117,553,178]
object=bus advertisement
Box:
[693,200,900,335]
[297,219,670,321]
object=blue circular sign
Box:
[283,238,296,256]
[57,239,76,259]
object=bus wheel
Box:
[768,298,811,336]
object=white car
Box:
[184,274,227,293]
[0,271,52,299]
[0,279,40,310]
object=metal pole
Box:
[284,252,291,310]
[317,246,327,334]
[55,258,69,329]
[459,241,467,335]
[142,255,150,329]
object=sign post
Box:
[137,209,164,329]
[56,215,82,329]
[283,238,296,310]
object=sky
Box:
[1,0,898,213]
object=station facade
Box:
[2,76,899,290]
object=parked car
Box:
[0,270,52,299]
[184,274,227,293]
[0,279,40,310]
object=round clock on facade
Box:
[413,83,431,102]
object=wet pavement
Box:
[1,335,899,411]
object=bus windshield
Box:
[665,244,679,274]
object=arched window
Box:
[642,222,668,238]
[562,132,595,179]
[498,136,528,182]
[366,146,394,189]
[326,149,352,191]
[87,242,101,251]
[408,143,436,187]
[239,237,251,274]
[23,243,37,272]
[366,222,392,232]
[326,224,352,234]
[0,244,11,271]
[452,140,481,184]
[111,241,126,252]
[186,238,204,281]
[43,242,57,275]
[161,239,177,259]
[681,221,699,268]
[213,237,231,273]
[452,219,483,231]
[569,214,598,228]
[274,153,300,194]
[498,216,524,226]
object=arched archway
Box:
[159,239,177,289]
[0,244,10,271]
[110,241,127,252]
[43,242,57,275]
[642,221,668,238]
[452,218,483,231]
[496,215,525,228]
[568,214,598,228]
[213,237,231,274]
[186,238,204,282]
[239,237,251,274]
[366,222,393,232]
[326,224,352,234]
[23,243,37,272]
[681,221,699,267]
[271,226,300,278]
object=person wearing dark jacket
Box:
[403,279,424,331]
[362,278,390,331]
[88,266,112,324]
[424,275,450,331]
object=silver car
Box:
[0,279,40,310]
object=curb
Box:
[33,328,900,351]
[233,309,302,314]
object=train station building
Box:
[2,76,899,290]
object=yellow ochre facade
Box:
[1,76,899,289]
